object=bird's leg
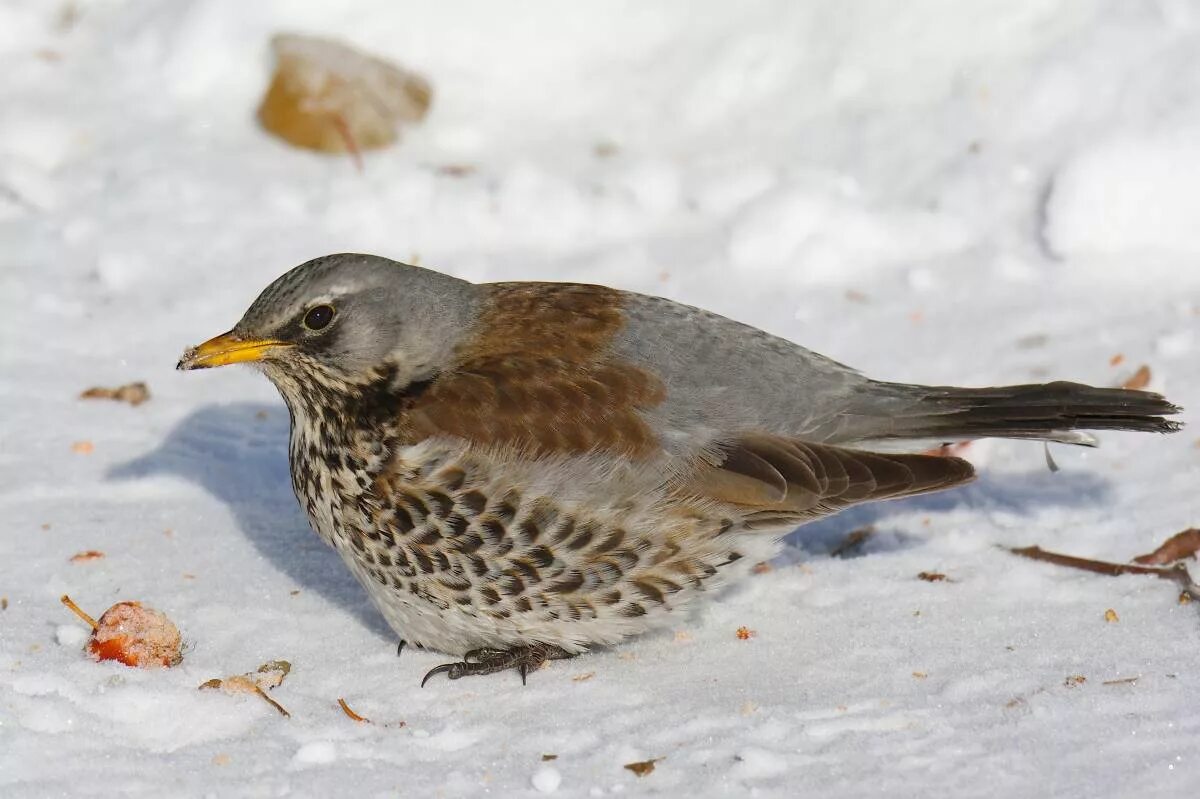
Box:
[421,643,574,686]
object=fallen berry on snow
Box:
[60,595,182,668]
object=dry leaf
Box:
[70,550,105,563]
[917,571,947,582]
[79,382,150,406]
[912,671,928,679]
[1120,364,1151,390]
[1104,608,1119,623]
[1064,675,1087,687]
[258,34,431,157]
[624,758,661,777]
[200,660,293,717]
[1133,528,1200,565]
[436,164,476,177]
[735,626,755,640]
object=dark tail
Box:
[875,381,1183,446]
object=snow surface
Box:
[2,1,1199,796]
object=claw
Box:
[421,662,462,687]
[397,640,407,657]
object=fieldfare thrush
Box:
[178,254,1183,684]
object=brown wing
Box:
[398,282,667,455]
[683,433,975,529]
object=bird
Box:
[178,253,1182,684]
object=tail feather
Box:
[877,381,1183,445]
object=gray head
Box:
[177,254,480,395]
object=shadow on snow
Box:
[108,401,393,641]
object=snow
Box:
[532,765,563,793]
[1,1,1198,797]
[1045,137,1200,258]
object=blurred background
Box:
[3,0,1198,390]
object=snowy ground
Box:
[2,1,1199,796]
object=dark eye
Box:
[303,304,335,331]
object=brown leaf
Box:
[1133,528,1200,565]
[624,758,662,777]
[735,626,755,640]
[436,164,476,177]
[1064,675,1087,687]
[70,550,105,562]
[1120,364,1151,390]
[258,34,431,156]
[80,382,150,406]
[917,571,947,582]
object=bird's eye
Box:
[303,304,335,331]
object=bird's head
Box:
[177,253,479,404]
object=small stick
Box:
[254,685,291,718]
[60,594,99,630]
[1008,546,1200,600]
[1102,676,1139,686]
[337,697,371,723]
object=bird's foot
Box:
[421,643,573,686]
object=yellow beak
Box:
[176,331,292,370]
